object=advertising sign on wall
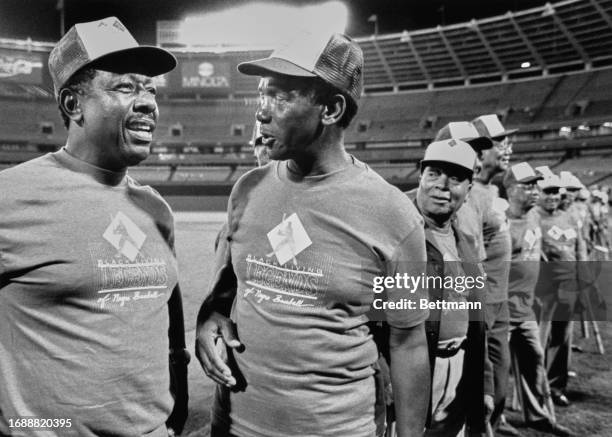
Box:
[0,49,44,84]
[179,59,231,95]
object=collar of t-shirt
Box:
[277,155,367,189]
[53,148,127,187]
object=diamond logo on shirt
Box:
[266,213,312,266]
[547,225,563,241]
[524,229,537,249]
[103,211,147,261]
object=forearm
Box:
[390,323,430,437]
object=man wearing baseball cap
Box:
[196,30,430,437]
[533,170,586,409]
[0,17,188,436]
[406,139,489,436]
[434,121,492,261]
[466,113,517,435]
[504,164,573,435]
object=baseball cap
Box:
[592,190,608,203]
[434,121,493,152]
[472,114,517,140]
[559,171,584,190]
[538,174,563,190]
[503,162,543,188]
[237,31,363,105]
[48,17,176,96]
[421,139,477,173]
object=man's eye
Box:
[146,87,157,96]
[116,83,134,92]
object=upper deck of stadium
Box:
[2,0,612,187]
[2,0,612,97]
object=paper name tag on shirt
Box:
[267,213,312,266]
[547,225,563,241]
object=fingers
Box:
[195,317,238,387]
[219,318,242,349]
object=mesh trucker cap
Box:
[237,31,363,105]
[48,17,176,97]
[472,114,517,140]
[434,121,493,152]
[421,139,477,173]
[503,162,543,188]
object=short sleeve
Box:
[384,226,430,328]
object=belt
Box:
[435,339,466,358]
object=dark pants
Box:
[485,301,510,429]
[538,286,578,394]
[509,320,555,425]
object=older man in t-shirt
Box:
[196,31,430,437]
[504,164,573,436]
[408,139,489,436]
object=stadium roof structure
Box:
[355,0,612,91]
[1,0,612,97]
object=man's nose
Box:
[134,91,157,115]
[256,97,271,123]
[435,173,449,189]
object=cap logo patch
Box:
[448,139,457,147]
[113,19,126,32]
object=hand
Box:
[195,311,242,387]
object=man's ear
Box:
[59,88,83,126]
[321,94,346,126]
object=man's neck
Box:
[65,133,126,173]
[537,205,557,217]
[286,130,350,178]
[421,211,451,233]
[507,201,527,218]
[474,165,500,184]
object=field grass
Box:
[174,213,612,437]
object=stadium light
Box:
[559,126,572,138]
[179,1,348,50]
[521,61,531,69]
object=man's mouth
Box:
[126,119,155,143]
[431,195,451,203]
[260,133,275,147]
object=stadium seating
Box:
[2,0,612,189]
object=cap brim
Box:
[238,57,317,78]
[421,159,474,174]
[491,128,518,140]
[90,46,176,77]
[518,175,543,184]
[466,136,494,151]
